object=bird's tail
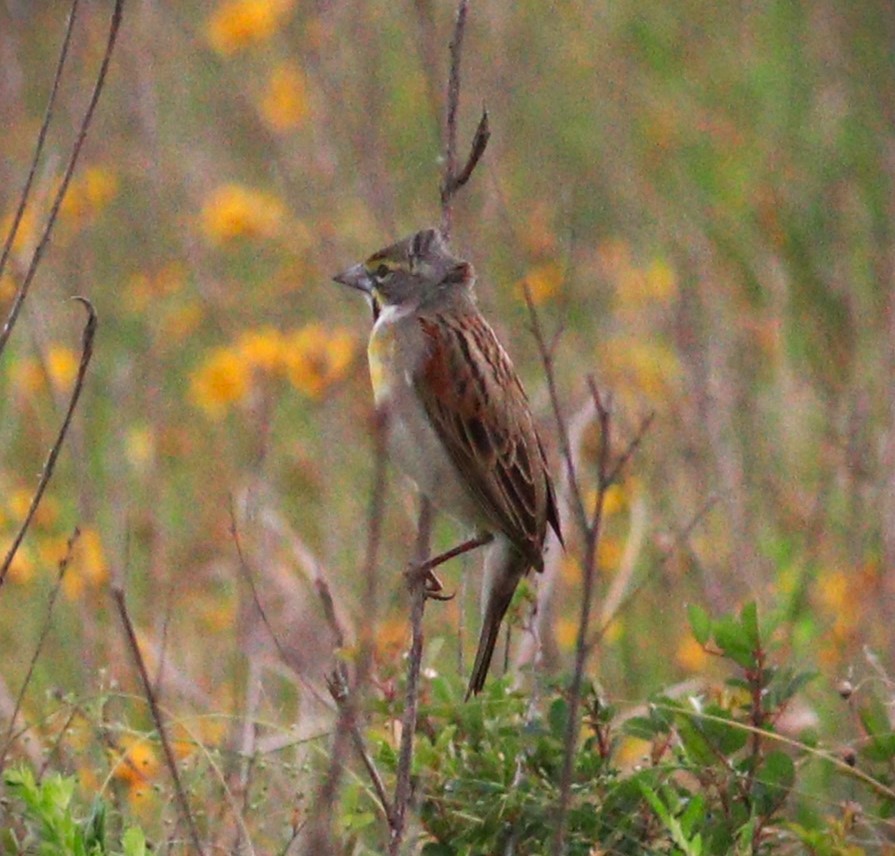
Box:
[466,539,529,700]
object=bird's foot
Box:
[404,562,456,601]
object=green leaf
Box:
[679,793,706,838]
[753,750,795,816]
[687,604,711,647]
[676,716,717,768]
[122,828,147,856]
[712,615,755,668]
[421,844,456,856]
[859,695,895,762]
[740,602,760,648]
[701,705,749,755]
[623,715,664,740]
[549,697,569,741]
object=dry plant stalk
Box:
[0,528,81,771]
[305,408,389,852]
[112,586,205,855]
[523,288,655,856]
[387,2,491,853]
[0,0,80,286]
[0,0,124,357]
[0,299,97,588]
[306,2,490,850]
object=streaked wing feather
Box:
[415,311,546,564]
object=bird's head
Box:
[333,228,473,319]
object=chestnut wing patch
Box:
[415,312,546,565]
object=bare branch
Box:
[606,409,656,487]
[442,0,469,190]
[326,665,393,823]
[441,108,490,205]
[552,376,612,855]
[389,497,433,856]
[0,0,80,284]
[228,499,293,665]
[439,0,489,239]
[0,297,97,589]
[305,408,389,852]
[112,586,205,855]
[524,284,589,538]
[0,0,124,358]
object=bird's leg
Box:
[406,532,494,601]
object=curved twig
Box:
[0,0,124,358]
[439,0,490,240]
[0,297,97,589]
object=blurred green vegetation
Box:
[1,0,894,851]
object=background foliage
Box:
[1,0,894,852]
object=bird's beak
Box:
[332,263,372,294]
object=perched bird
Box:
[334,228,561,697]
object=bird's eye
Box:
[374,263,390,280]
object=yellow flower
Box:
[10,357,45,396]
[612,256,678,318]
[675,634,709,672]
[555,616,578,651]
[615,736,652,770]
[112,735,160,785]
[0,207,38,257]
[46,345,79,392]
[59,166,118,224]
[125,426,155,472]
[237,326,287,372]
[0,273,16,302]
[597,535,622,571]
[125,263,186,312]
[9,491,59,531]
[37,535,70,568]
[206,0,294,55]
[284,324,355,398]
[517,261,563,305]
[816,569,848,614]
[62,527,109,600]
[260,62,310,131]
[158,302,203,343]
[0,542,35,585]
[375,617,408,656]
[598,337,681,402]
[190,346,251,416]
[200,184,286,244]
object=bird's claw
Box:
[405,562,456,602]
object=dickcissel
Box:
[334,228,561,697]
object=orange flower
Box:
[63,527,109,600]
[190,346,252,416]
[284,324,355,398]
[112,735,160,785]
[200,184,286,244]
[206,0,294,55]
[0,542,35,585]
[46,345,79,392]
[675,634,709,672]
[517,261,563,305]
[59,166,118,224]
[260,62,310,131]
[237,326,287,372]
